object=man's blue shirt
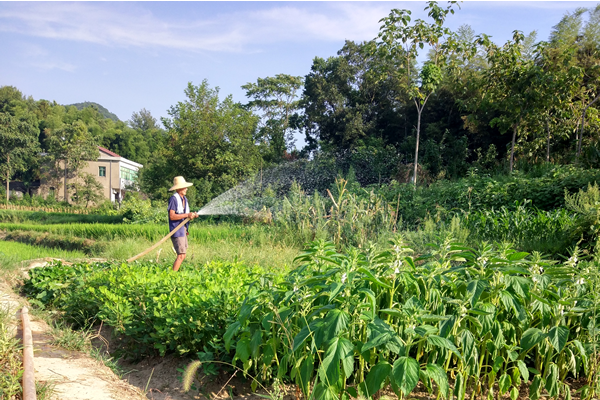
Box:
[168,194,189,238]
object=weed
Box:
[36,380,56,400]
[50,321,93,352]
[0,307,22,398]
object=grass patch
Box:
[0,210,123,224]
[4,230,106,256]
[0,221,249,242]
[0,241,87,273]
[50,321,94,352]
[101,236,299,269]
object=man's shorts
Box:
[171,235,188,254]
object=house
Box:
[40,146,143,204]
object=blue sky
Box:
[0,1,596,129]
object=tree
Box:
[130,108,159,132]
[528,42,582,163]
[143,80,262,205]
[300,40,405,153]
[0,112,40,203]
[44,120,98,201]
[377,1,459,185]
[474,31,540,172]
[69,172,104,207]
[242,74,303,161]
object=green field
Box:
[2,176,599,400]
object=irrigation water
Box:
[195,159,321,216]
[194,149,400,216]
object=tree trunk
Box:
[509,123,518,172]
[546,119,551,163]
[412,95,431,187]
[413,107,422,186]
[64,166,68,203]
[578,93,600,159]
[5,155,9,204]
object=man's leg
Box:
[173,253,186,271]
[171,235,188,271]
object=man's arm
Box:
[169,210,197,220]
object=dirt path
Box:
[1,263,146,400]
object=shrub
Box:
[565,183,600,248]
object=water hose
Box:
[21,306,36,400]
[126,217,191,263]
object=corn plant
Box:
[225,238,597,399]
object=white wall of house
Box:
[40,147,143,204]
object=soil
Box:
[90,324,290,400]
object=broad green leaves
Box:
[392,357,420,396]
[548,326,569,352]
[318,337,354,386]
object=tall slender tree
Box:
[377,1,459,185]
[0,112,40,203]
[475,31,539,172]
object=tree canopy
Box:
[3,1,600,205]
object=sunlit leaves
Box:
[392,356,420,396]
[548,325,569,352]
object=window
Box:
[120,166,137,181]
[99,166,106,177]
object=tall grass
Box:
[272,179,399,248]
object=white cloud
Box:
[1,1,590,55]
[0,2,398,53]
[30,61,77,73]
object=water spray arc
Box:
[127,153,385,263]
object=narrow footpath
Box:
[1,261,147,400]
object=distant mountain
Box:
[67,101,120,122]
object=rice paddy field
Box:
[0,210,300,272]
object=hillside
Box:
[67,102,120,122]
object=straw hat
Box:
[169,176,194,191]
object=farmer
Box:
[168,176,198,271]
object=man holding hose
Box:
[168,176,198,271]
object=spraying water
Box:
[195,159,316,216]
[194,149,400,216]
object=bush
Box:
[120,192,165,224]
[565,183,600,248]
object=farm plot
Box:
[21,238,600,400]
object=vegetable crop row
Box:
[23,260,275,356]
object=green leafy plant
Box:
[225,238,596,399]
